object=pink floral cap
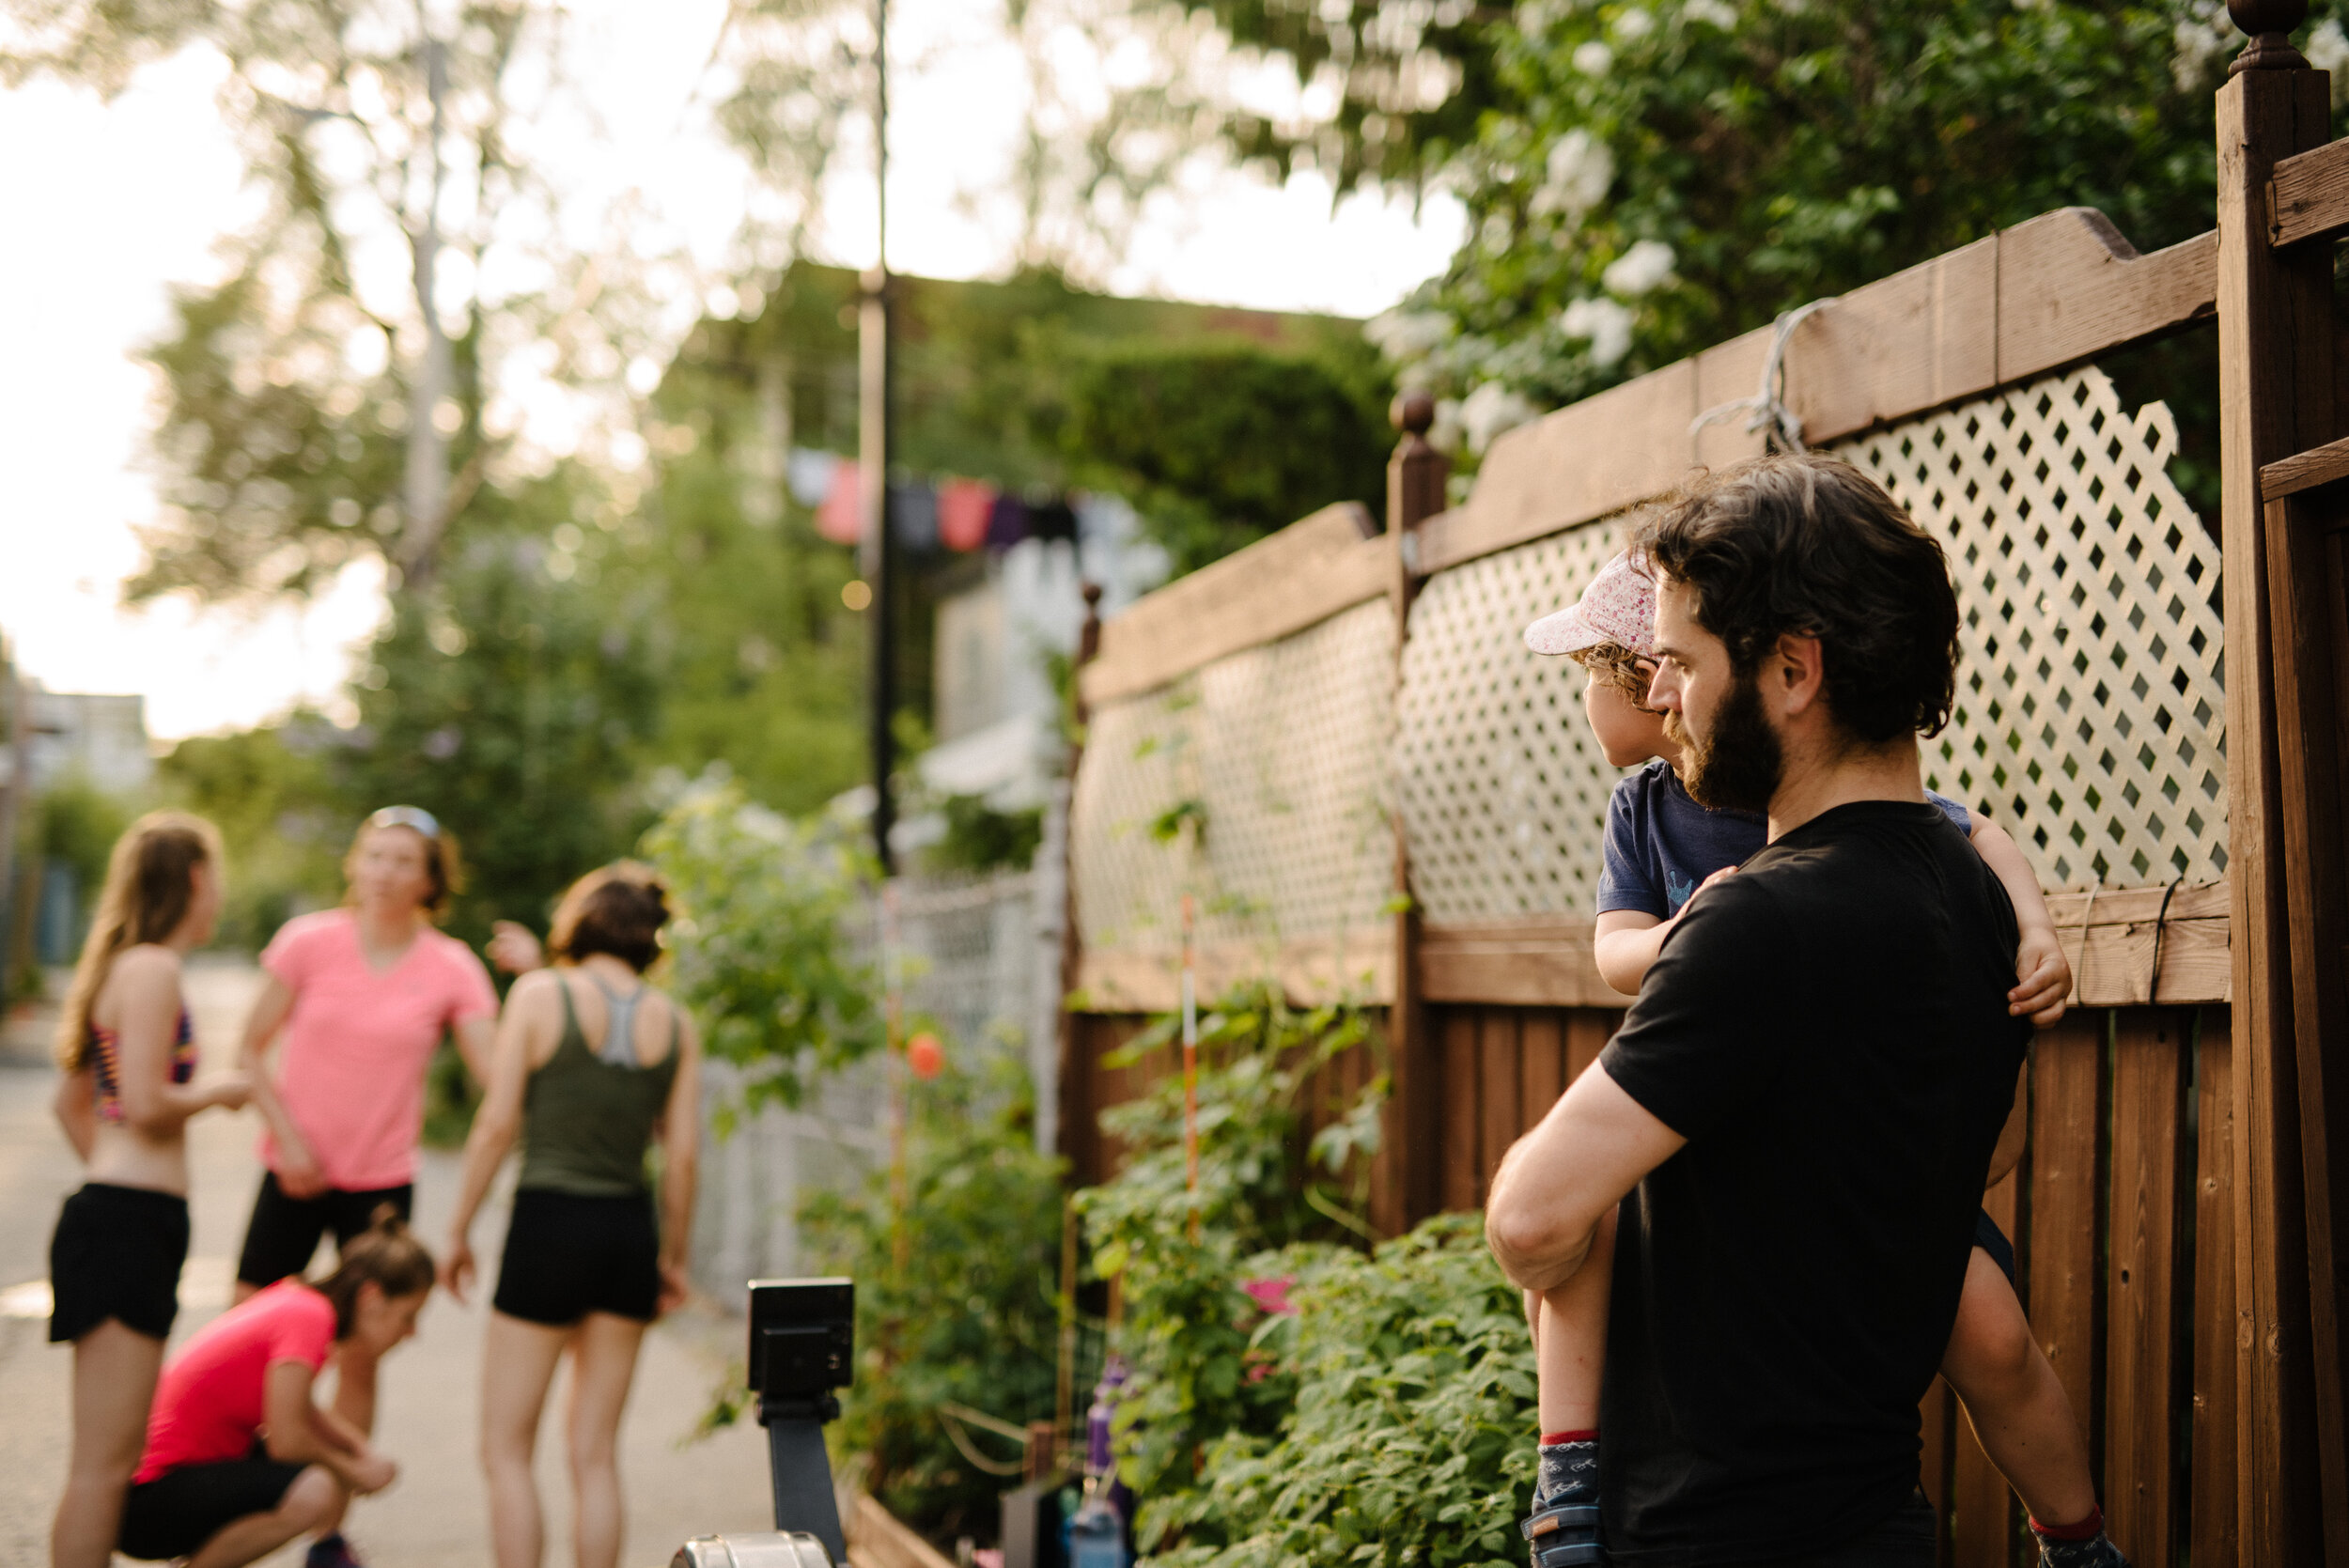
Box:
[1524,549,1657,658]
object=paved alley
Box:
[0,962,777,1567]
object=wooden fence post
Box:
[1377,391,1448,1234]
[2214,4,2335,1558]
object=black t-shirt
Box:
[1594,800,2031,1565]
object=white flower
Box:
[1561,296,1637,367]
[1429,396,1467,456]
[1680,0,1737,28]
[1364,309,1455,363]
[1602,240,1678,298]
[2170,2,2233,93]
[1531,129,1615,221]
[1458,381,1540,455]
[1573,39,1613,74]
[1613,8,1654,40]
[2310,21,2349,107]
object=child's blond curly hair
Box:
[1568,641,1657,705]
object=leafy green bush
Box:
[641,778,883,1114]
[798,1053,1066,1544]
[1077,983,1385,1512]
[1063,344,1391,573]
[1147,1216,1537,1568]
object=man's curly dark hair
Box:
[1630,454,1959,744]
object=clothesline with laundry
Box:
[786,447,1082,552]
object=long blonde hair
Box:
[54,811,223,1071]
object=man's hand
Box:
[2009,926,2072,1026]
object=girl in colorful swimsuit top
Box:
[45,811,251,1568]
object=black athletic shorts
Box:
[49,1183,189,1343]
[493,1188,661,1327]
[118,1443,306,1561]
[235,1171,413,1289]
[1973,1206,2017,1287]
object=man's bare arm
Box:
[1486,1063,1686,1295]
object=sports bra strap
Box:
[584,972,650,1068]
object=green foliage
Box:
[926,795,1045,876]
[132,263,411,600]
[1160,0,1503,194]
[1076,983,1384,1511]
[639,778,882,1111]
[34,775,132,908]
[1062,344,1391,573]
[1367,0,2315,431]
[153,719,348,953]
[797,1053,1067,1544]
[1146,1216,1538,1568]
[338,515,662,950]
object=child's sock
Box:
[1533,1429,1600,1508]
[1526,1430,1604,1565]
[2028,1506,2129,1568]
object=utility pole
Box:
[859,0,897,874]
[399,31,452,589]
[0,637,21,995]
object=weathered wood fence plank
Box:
[2194,1011,2239,1568]
[2106,1012,2187,1568]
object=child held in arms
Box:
[1514,549,2126,1568]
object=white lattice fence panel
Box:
[1393,521,1629,922]
[1834,367,2227,888]
[1072,598,1397,955]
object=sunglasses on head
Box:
[366,805,442,840]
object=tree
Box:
[3,0,669,598]
[334,493,663,947]
[1062,341,1392,572]
[1163,0,2349,447]
[713,0,1239,281]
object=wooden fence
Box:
[1053,17,2349,1565]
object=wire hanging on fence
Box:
[1690,297,1838,453]
[937,1403,1033,1477]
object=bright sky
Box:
[0,0,1464,742]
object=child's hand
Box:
[1684,865,1737,911]
[2010,926,2072,1025]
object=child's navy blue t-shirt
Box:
[1596,759,1973,919]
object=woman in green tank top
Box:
[441,863,702,1568]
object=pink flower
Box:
[1240,1275,1297,1315]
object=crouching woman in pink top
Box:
[117,1215,432,1568]
[235,806,497,1442]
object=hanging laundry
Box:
[891,482,939,551]
[1027,497,1078,543]
[985,492,1032,550]
[817,459,863,545]
[786,447,838,508]
[938,477,997,551]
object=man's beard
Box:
[1668,669,1784,813]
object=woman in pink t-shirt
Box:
[117,1214,432,1568]
[233,806,496,1472]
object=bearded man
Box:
[1485,454,2034,1567]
